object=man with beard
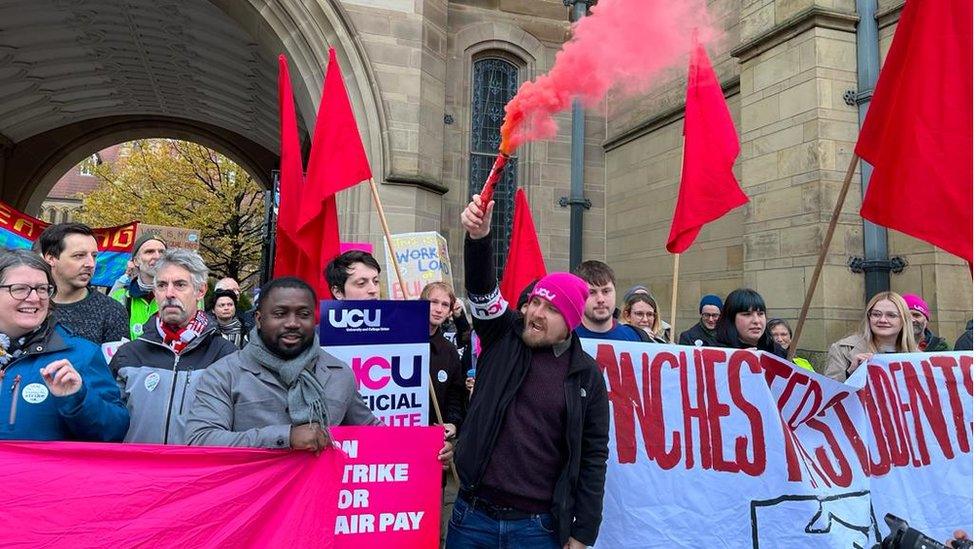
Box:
[185,277,455,469]
[903,294,950,352]
[38,223,128,345]
[573,260,649,342]
[448,195,609,549]
[111,234,168,340]
[110,249,237,444]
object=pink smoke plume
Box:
[499,0,716,154]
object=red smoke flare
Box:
[499,0,715,154]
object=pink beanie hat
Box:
[902,294,930,319]
[529,272,589,331]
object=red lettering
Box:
[727,351,766,476]
[867,367,912,467]
[930,355,971,454]
[648,352,681,469]
[701,349,735,473]
[831,400,871,476]
[903,360,953,463]
[596,344,639,464]
[680,351,711,470]
[807,415,854,488]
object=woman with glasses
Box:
[825,291,917,381]
[621,293,668,343]
[0,249,128,441]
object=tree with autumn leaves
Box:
[76,140,266,283]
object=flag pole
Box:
[788,153,860,358]
[669,254,680,343]
[366,176,460,484]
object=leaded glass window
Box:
[469,57,519,279]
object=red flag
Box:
[273,55,306,278]
[854,0,973,263]
[666,42,748,254]
[297,47,372,232]
[500,188,547,308]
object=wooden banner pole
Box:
[366,177,460,485]
[669,253,680,343]
[787,153,860,358]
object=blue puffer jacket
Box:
[0,322,129,441]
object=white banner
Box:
[319,300,431,426]
[579,341,974,548]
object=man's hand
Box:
[465,376,475,395]
[564,537,587,549]
[290,423,331,455]
[443,423,457,439]
[40,360,83,397]
[438,439,454,467]
[461,194,495,240]
[451,299,465,319]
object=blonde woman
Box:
[621,293,668,343]
[825,291,917,381]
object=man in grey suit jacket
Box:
[186,277,453,465]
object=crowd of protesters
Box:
[0,209,970,548]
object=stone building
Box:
[40,144,122,223]
[1,0,969,355]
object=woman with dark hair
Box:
[207,289,246,348]
[0,249,128,441]
[714,288,787,357]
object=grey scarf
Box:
[242,328,329,426]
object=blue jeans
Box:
[445,496,561,549]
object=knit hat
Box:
[529,272,589,332]
[699,294,723,313]
[622,285,649,303]
[516,279,540,311]
[132,233,166,256]
[903,294,930,319]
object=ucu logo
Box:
[329,309,381,328]
[535,288,556,301]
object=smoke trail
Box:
[499,0,716,153]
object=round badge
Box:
[22,383,49,404]
[437,370,448,383]
[694,339,704,347]
[132,324,144,336]
[144,372,160,392]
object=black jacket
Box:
[429,327,468,427]
[678,321,720,347]
[955,320,973,351]
[456,236,610,546]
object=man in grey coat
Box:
[186,277,454,463]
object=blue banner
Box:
[319,300,430,346]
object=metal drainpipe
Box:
[562,0,593,270]
[851,0,893,300]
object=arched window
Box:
[469,57,519,279]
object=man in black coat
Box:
[678,294,723,347]
[447,194,609,549]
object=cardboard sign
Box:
[320,300,431,426]
[332,426,443,548]
[581,341,973,548]
[136,223,200,250]
[384,232,453,300]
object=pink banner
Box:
[332,425,444,548]
[0,442,343,548]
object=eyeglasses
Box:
[630,311,656,319]
[868,310,900,321]
[0,283,55,300]
[701,313,720,320]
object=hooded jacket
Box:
[0,323,128,441]
[457,235,610,546]
[109,313,237,444]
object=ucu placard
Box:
[328,308,382,329]
[320,300,431,425]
